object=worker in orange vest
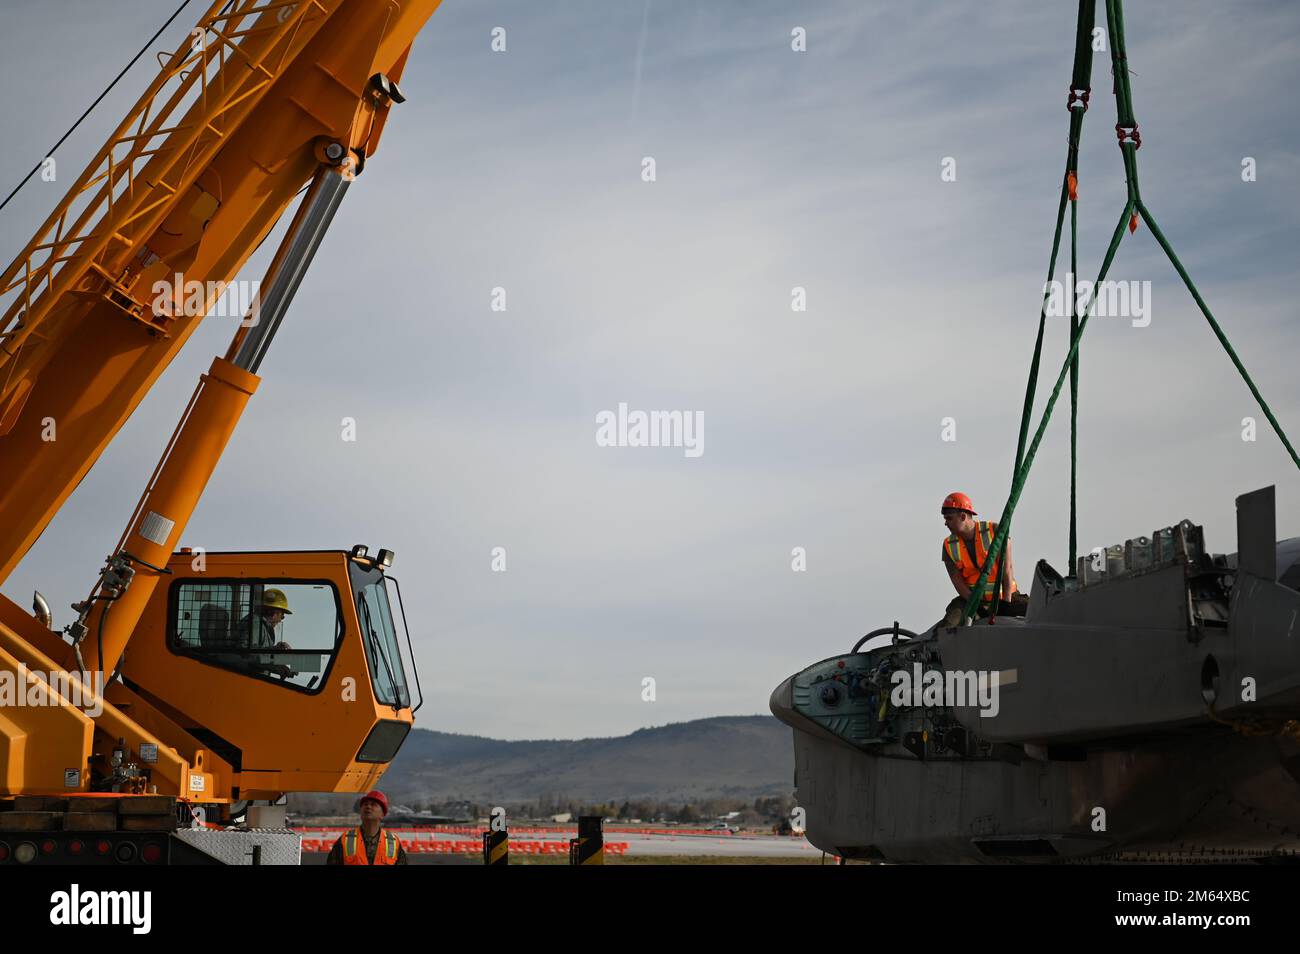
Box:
[940,492,1026,627]
[325,790,408,865]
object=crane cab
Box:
[121,547,417,801]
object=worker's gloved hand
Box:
[274,641,291,650]
[997,593,1029,618]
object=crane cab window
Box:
[170,580,342,692]
[357,578,410,708]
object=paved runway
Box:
[301,828,822,862]
[615,833,822,857]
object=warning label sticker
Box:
[138,511,175,546]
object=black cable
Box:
[0,0,197,214]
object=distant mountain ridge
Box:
[377,715,794,804]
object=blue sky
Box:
[1,0,1297,738]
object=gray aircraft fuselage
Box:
[770,487,1300,863]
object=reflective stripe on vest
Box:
[944,521,1014,600]
[342,827,399,865]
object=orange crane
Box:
[0,0,443,864]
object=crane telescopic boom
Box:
[0,1,443,850]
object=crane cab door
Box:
[122,550,414,799]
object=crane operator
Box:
[243,588,294,651]
[241,589,297,677]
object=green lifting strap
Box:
[1066,0,1094,585]
[988,0,1098,616]
[964,0,1300,624]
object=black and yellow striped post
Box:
[570,815,604,865]
[482,827,509,865]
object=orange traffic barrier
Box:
[298,837,632,855]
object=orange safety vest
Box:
[943,521,1017,601]
[341,827,400,865]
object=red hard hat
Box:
[360,790,389,815]
[941,492,976,515]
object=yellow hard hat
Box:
[261,588,292,614]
